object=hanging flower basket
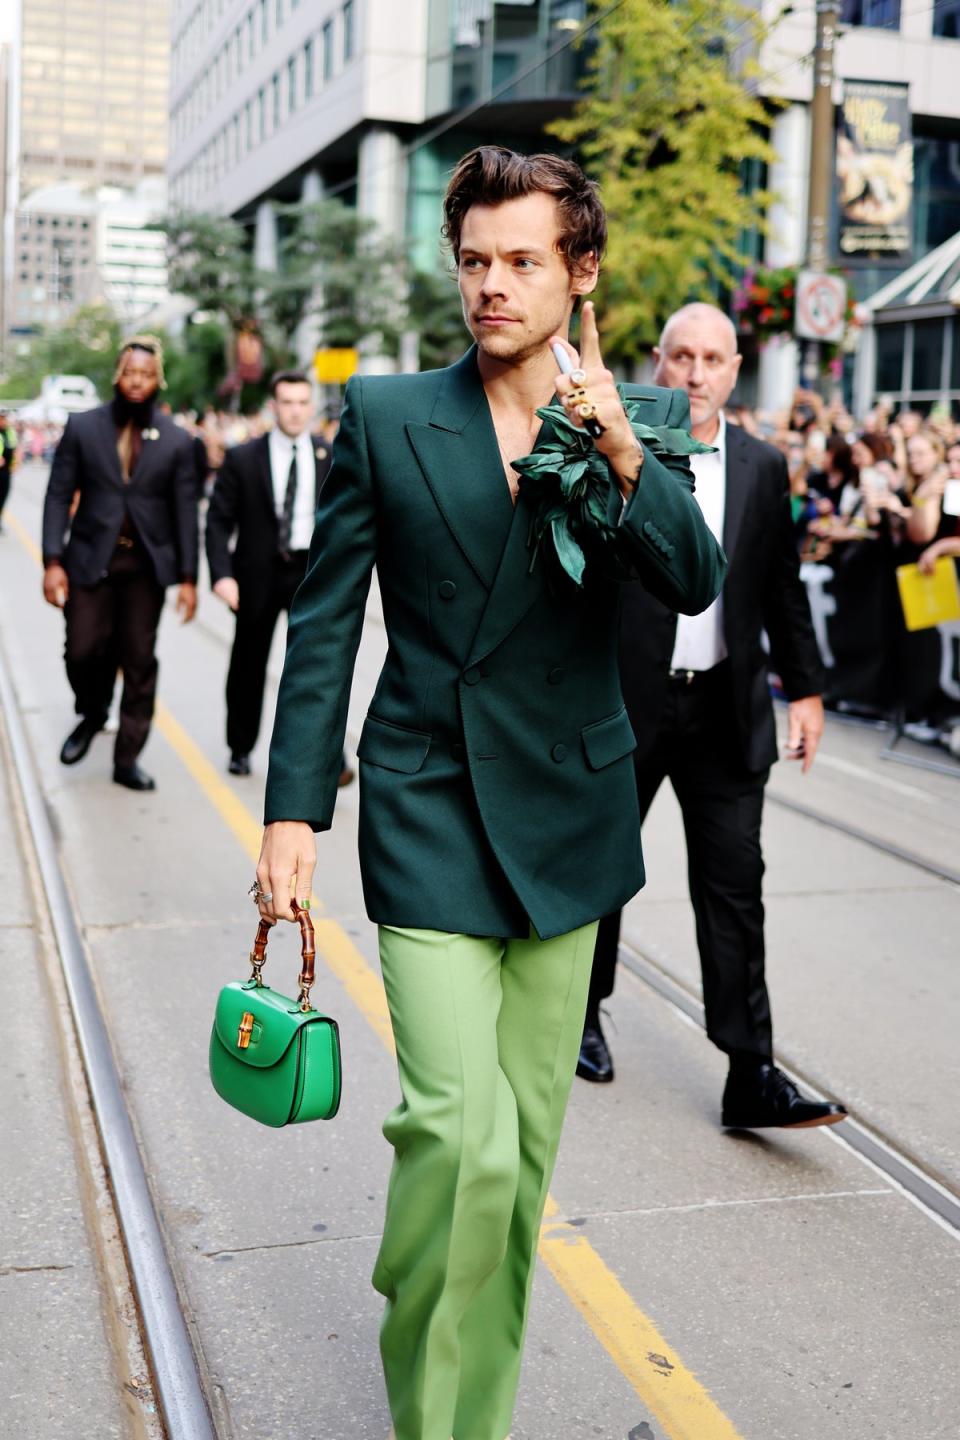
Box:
[732,265,860,371]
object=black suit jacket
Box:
[205,434,332,608]
[42,405,199,588]
[619,422,824,774]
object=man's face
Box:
[272,381,314,438]
[117,349,159,405]
[457,191,597,365]
[653,314,741,431]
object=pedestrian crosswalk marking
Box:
[9,512,745,1440]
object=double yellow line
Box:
[9,506,743,1440]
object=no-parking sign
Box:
[795,271,848,343]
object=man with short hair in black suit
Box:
[41,336,199,791]
[205,370,338,778]
[579,303,848,1130]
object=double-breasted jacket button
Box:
[551,743,567,763]
[463,666,481,686]
[642,520,655,537]
[438,580,457,600]
[547,667,564,685]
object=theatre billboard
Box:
[836,80,913,264]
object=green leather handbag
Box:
[209,901,342,1127]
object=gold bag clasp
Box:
[237,1011,255,1049]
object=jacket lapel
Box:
[405,348,514,591]
[722,420,752,565]
[257,434,277,526]
[95,405,124,485]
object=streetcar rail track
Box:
[0,642,218,1439]
[617,939,960,1235]
[765,790,960,890]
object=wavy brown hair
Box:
[442,146,607,279]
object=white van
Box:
[19,374,100,425]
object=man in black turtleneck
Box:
[41,336,198,791]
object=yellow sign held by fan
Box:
[896,559,960,631]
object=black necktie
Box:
[278,448,298,557]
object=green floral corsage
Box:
[512,388,715,586]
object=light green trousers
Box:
[373,922,597,1440]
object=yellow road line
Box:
[6,509,43,565]
[9,509,743,1439]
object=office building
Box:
[168,1,587,282]
[5,0,171,350]
[758,0,960,407]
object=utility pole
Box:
[802,0,841,388]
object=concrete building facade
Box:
[756,0,960,409]
[4,0,171,354]
[167,0,589,321]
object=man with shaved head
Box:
[578,301,848,1131]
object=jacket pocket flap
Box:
[580,707,636,771]
[357,714,432,774]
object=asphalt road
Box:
[2,459,959,1440]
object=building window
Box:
[840,0,900,26]
[911,319,945,392]
[272,71,281,127]
[247,9,255,57]
[246,99,253,148]
[276,0,284,26]
[257,85,266,140]
[322,18,334,80]
[933,0,960,36]
[260,0,268,45]
[343,0,354,60]
[287,55,297,111]
[875,323,904,394]
[304,37,314,97]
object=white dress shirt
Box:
[268,428,317,553]
[670,412,728,672]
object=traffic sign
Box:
[795,271,848,343]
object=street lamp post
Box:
[802,0,841,388]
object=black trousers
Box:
[590,662,773,1058]
[0,461,10,518]
[226,553,307,756]
[64,543,165,768]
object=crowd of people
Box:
[4,374,959,734]
[721,391,960,731]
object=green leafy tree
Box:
[160,211,259,331]
[549,0,780,360]
[406,267,467,371]
[0,305,123,399]
[162,318,229,412]
[265,198,404,352]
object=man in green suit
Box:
[254,147,725,1440]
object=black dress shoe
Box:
[60,716,105,765]
[113,763,156,792]
[576,1012,614,1083]
[722,1061,847,1129]
[228,753,251,776]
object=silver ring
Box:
[249,880,273,905]
[570,368,587,385]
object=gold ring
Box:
[578,401,598,420]
[564,388,586,406]
[570,368,587,385]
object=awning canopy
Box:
[863,230,960,317]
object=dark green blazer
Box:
[265,348,726,940]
